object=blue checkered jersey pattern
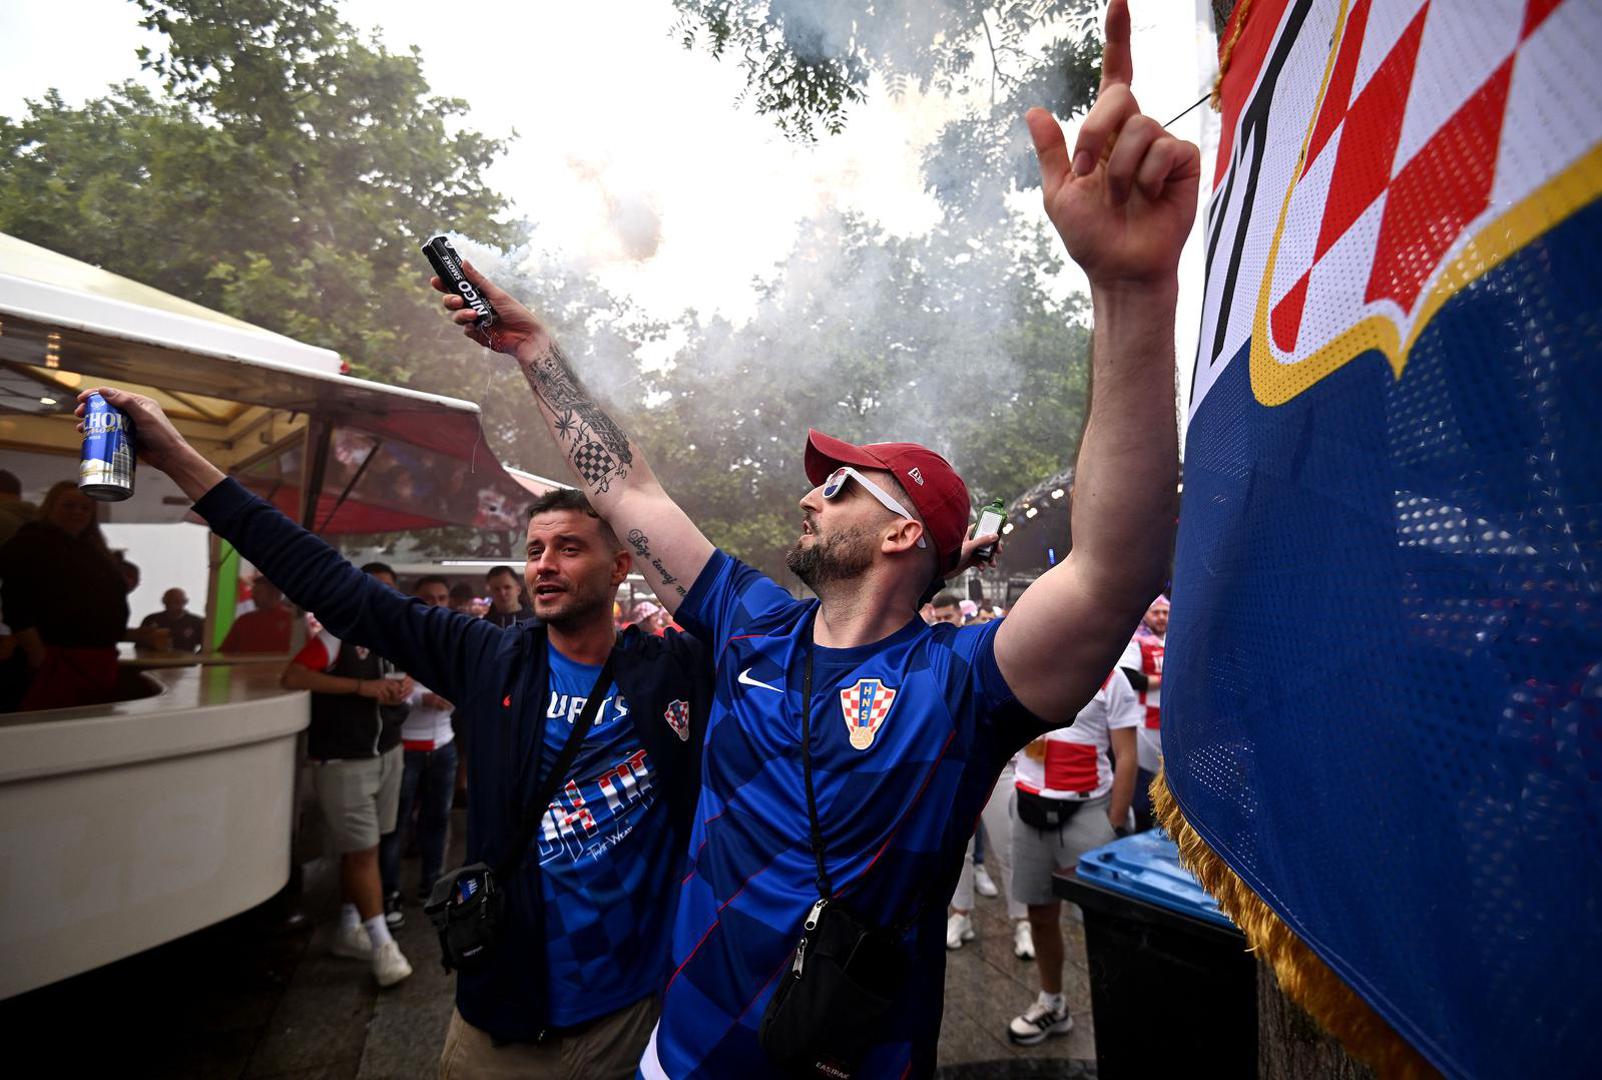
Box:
[641,551,1037,1078]
[536,643,677,1026]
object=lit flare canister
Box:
[79,392,136,501]
[422,236,498,329]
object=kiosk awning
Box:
[0,233,553,532]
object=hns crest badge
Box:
[839,679,897,751]
[663,699,690,742]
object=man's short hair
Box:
[526,488,621,550]
[415,574,449,591]
[449,581,476,604]
[0,470,19,496]
[485,564,519,583]
[930,591,962,610]
[527,487,598,521]
[360,561,396,577]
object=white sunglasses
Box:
[820,466,927,549]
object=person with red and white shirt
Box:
[1119,594,1167,830]
[1006,668,1142,1046]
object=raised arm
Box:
[433,264,712,615]
[72,387,500,703]
[994,0,1196,723]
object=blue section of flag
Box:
[1168,199,1602,1077]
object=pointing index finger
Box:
[1099,0,1133,93]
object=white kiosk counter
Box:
[0,663,308,999]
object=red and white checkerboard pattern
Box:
[663,698,690,741]
[1266,0,1600,363]
[839,679,897,740]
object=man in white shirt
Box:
[1006,668,1142,1045]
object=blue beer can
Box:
[79,392,136,501]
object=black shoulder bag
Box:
[425,652,617,973]
[759,644,907,1077]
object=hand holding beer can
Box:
[80,391,136,502]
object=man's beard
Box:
[533,579,608,630]
[785,524,875,589]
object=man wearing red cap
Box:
[428,4,1190,1073]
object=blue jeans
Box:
[380,741,458,897]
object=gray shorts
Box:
[1009,790,1117,906]
[312,744,403,853]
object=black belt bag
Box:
[1015,787,1087,831]
[425,654,616,973]
[760,897,904,1075]
[760,634,908,1078]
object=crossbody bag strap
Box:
[799,619,833,899]
[799,613,937,933]
[495,649,618,879]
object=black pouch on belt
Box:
[1015,787,1086,831]
[760,897,904,1076]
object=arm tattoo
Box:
[521,341,635,494]
[626,529,689,598]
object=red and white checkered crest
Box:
[663,699,690,742]
[839,679,897,750]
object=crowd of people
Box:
[274,559,568,987]
[10,7,1193,1075]
[938,594,1168,1045]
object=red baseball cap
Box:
[804,429,971,574]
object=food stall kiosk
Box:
[0,232,548,997]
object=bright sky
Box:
[0,0,1218,410]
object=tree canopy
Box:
[641,208,1089,580]
[1,0,521,368]
[673,0,1103,218]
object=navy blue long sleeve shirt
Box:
[195,478,711,1039]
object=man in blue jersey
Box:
[64,404,713,1078]
[424,6,1194,1074]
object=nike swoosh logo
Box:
[737,668,783,694]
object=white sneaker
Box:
[331,923,372,960]
[372,940,413,987]
[1013,919,1035,960]
[974,864,999,898]
[1008,998,1073,1045]
[945,912,975,950]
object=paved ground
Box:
[3,811,1096,1077]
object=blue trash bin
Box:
[1053,830,1256,1078]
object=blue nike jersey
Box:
[538,642,678,1026]
[641,551,1038,1077]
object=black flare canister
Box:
[422,236,498,329]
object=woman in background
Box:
[0,481,129,710]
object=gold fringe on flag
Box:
[1150,770,1440,1078]
[1211,0,1255,109]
